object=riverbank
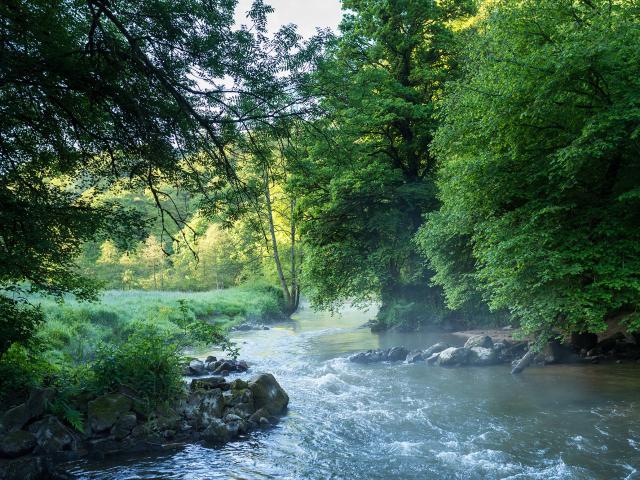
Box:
[0,285,290,479]
[0,368,289,480]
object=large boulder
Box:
[436,347,470,367]
[87,393,133,433]
[0,430,36,458]
[464,335,493,349]
[201,418,230,444]
[188,359,206,376]
[111,413,138,441]
[222,387,255,420]
[598,333,626,353]
[0,455,47,480]
[570,332,598,352]
[0,405,30,434]
[541,340,574,364]
[386,347,410,362]
[468,347,498,366]
[248,374,289,416]
[181,389,224,431]
[191,376,227,391]
[28,415,73,453]
[423,342,451,358]
[0,388,55,433]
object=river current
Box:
[69,304,640,479]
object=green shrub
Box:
[0,296,44,355]
[91,326,184,412]
[0,343,49,407]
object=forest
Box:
[1,0,639,477]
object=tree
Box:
[140,236,166,290]
[293,0,476,329]
[417,0,640,340]
[205,125,303,314]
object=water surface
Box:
[69,304,640,479]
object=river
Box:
[68,304,640,479]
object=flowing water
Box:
[69,304,640,479]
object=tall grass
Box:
[32,284,285,365]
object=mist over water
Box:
[69,304,640,479]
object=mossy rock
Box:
[87,393,132,433]
[248,374,288,416]
[0,430,36,458]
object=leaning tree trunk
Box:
[289,198,300,312]
[263,168,294,314]
[510,348,536,375]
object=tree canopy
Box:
[417,0,640,338]
[293,0,478,329]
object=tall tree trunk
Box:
[290,198,299,311]
[263,167,293,313]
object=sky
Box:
[235,0,343,38]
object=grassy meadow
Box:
[31,284,284,366]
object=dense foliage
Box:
[294,0,478,329]
[0,0,310,349]
[417,0,640,338]
[92,327,185,412]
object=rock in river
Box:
[248,374,289,416]
[436,347,471,367]
[423,342,451,358]
[464,335,494,349]
[468,347,498,366]
[349,347,410,364]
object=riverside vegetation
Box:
[1,0,639,478]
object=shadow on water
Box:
[67,303,640,480]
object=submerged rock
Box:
[349,347,410,364]
[423,342,450,358]
[386,347,410,362]
[405,350,425,363]
[425,352,441,365]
